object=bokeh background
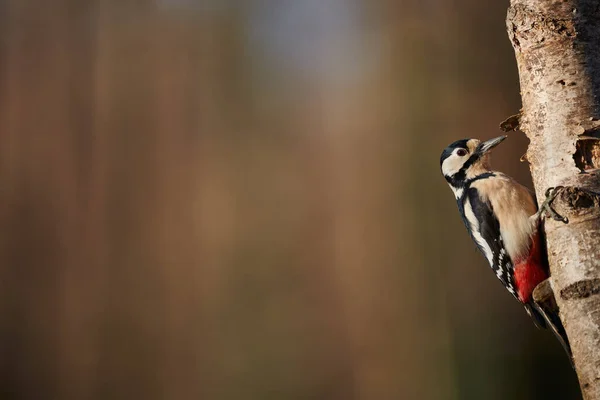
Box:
[0,1,582,399]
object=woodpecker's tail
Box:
[526,302,573,368]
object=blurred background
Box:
[0,1,581,399]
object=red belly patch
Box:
[513,232,548,303]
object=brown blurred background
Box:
[0,1,581,399]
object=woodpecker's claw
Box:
[539,186,569,223]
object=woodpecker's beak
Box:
[477,135,507,155]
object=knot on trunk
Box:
[546,186,600,223]
[561,186,600,210]
[560,279,600,300]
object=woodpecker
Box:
[440,135,571,360]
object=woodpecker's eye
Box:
[456,149,467,157]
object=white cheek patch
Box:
[463,197,494,265]
[441,155,464,177]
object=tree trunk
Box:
[506,1,600,398]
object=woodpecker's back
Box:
[440,136,571,361]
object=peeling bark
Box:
[507,0,600,398]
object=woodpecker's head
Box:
[440,135,506,188]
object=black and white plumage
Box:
[440,135,572,362]
[460,186,518,298]
[440,136,535,300]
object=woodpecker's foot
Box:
[539,186,569,223]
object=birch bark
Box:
[507,1,600,398]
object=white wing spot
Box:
[463,197,494,265]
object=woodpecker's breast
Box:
[470,174,537,263]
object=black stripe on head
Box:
[457,151,482,176]
[446,152,482,187]
[465,172,495,185]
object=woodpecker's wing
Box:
[460,187,519,300]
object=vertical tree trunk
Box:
[507,1,600,398]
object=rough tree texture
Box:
[507,0,600,398]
